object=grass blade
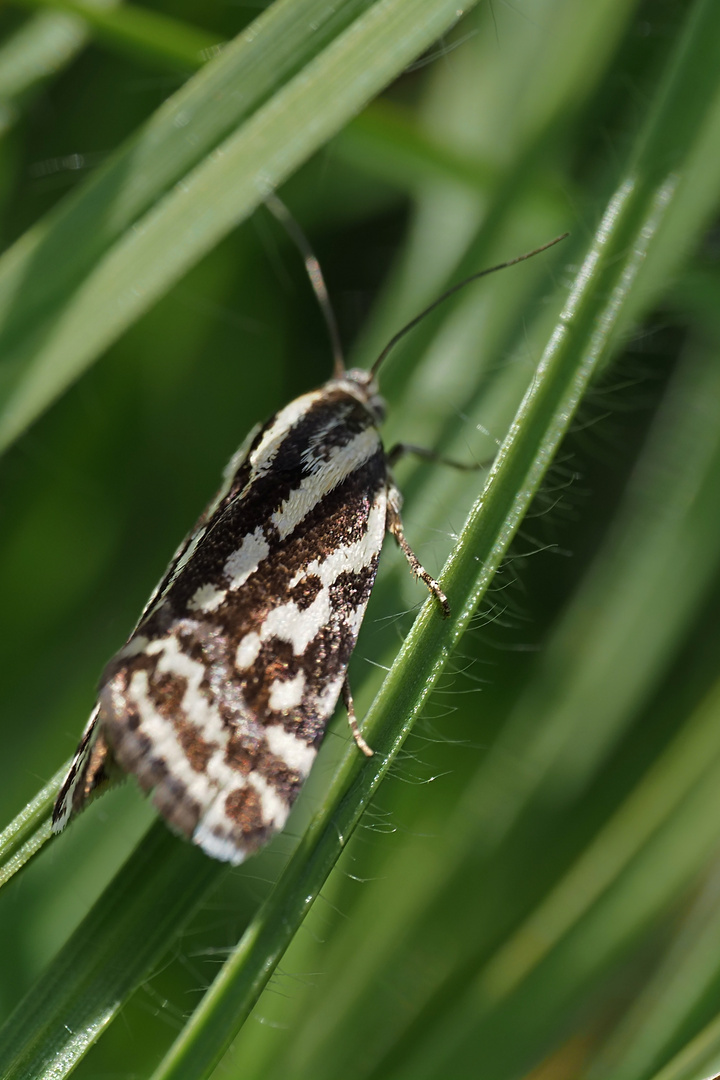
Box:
[0,822,222,1080]
[0,765,66,888]
[12,0,218,72]
[0,0,474,454]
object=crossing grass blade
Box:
[0,0,474,455]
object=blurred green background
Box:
[1,0,720,1077]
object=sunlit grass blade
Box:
[650,1016,720,1080]
[0,0,378,441]
[0,0,475,455]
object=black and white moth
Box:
[52,224,566,865]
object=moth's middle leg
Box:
[386,481,450,618]
[385,440,487,617]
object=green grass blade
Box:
[649,1016,720,1080]
[0,822,222,1080]
[0,0,376,447]
[0,0,474,455]
[0,764,66,888]
[334,99,498,195]
[0,11,88,135]
[12,0,218,72]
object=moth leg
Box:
[342,676,374,758]
[386,481,450,618]
[387,442,484,471]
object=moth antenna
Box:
[370,232,570,378]
[265,193,345,379]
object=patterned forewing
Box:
[98,387,387,864]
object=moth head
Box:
[342,367,386,424]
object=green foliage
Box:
[0,0,719,1077]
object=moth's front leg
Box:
[386,481,450,618]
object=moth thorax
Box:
[342,367,386,424]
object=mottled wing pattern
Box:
[55,383,388,864]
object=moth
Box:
[52,214,566,865]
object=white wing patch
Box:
[268,671,306,712]
[224,527,270,590]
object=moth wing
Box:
[101,480,387,864]
[96,390,388,863]
[52,426,264,836]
